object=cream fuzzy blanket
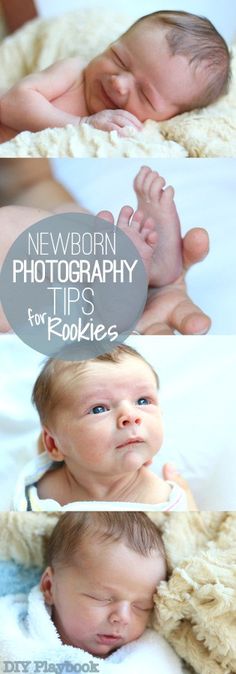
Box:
[0,9,235,158]
[0,512,235,674]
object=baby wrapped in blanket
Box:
[0,513,184,673]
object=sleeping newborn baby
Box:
[0,10,230,142]
[0,513,184,672]
[40,512,168,656]
[14,344,190,511]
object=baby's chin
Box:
[121,448,152,472]
[86,643,122,659]
[63,637,117,658]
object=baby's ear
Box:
[42,427,64,462]
[40,566,54,605]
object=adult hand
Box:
[163,462,198,511]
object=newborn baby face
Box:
[47,355,163,475]
[41,537,166,656]
[84,23,205,121]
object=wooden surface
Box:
[1,0,38,32]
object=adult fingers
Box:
[136,316,174,334]
[170,297,211,335]
[183,227,209,271]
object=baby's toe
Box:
[97,210,114,224]
[117,205,134,229]
[149,174,166,201]
[134,166,152,194]
[160,185,175,204]
[131,210,144,232]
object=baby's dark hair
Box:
[32,344,159,426]
[45,512,167,574]
[127,10,231,108]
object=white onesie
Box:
[13,452,188,512]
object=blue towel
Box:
[0,560,42,596]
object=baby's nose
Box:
[110,73,131,97]
[109,602,131,625]
[117,404,141,428]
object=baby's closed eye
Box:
[111,49,127,69]
[133,602,153,612]
[86,594,113,603]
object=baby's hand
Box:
[84,110,142,135]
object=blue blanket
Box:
[0,560,42,596]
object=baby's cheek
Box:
[131,612,149,639]
[81,431,110,463]
[126,100,143,121]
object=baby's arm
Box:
[0,58,86,132]
[0,57,142,135]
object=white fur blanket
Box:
[0,9,235,158]
[0,585,184,674]
[0,513,235,674]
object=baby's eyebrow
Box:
[83,382,112,398]
[80,391,108,404]
[88,582,114,593]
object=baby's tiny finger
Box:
[118,111,143,129]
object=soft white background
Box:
[0,333,235,511]
[52,158,236,335]
[35,0,236,43]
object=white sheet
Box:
[52,157,236,335]
[0,334,236,511]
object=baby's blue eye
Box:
[90,405,107,414]
[137,397,149,406]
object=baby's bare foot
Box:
[118,206,158,277]
[134,166,182,286]
[98,206,157,277]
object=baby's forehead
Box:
[64,355,156,392]
[49,356,158,420]
[54,535,165,589]
[118,20,165,50]
[123,17,165,38]
[70,533,162,562]
[114,23,181,79]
